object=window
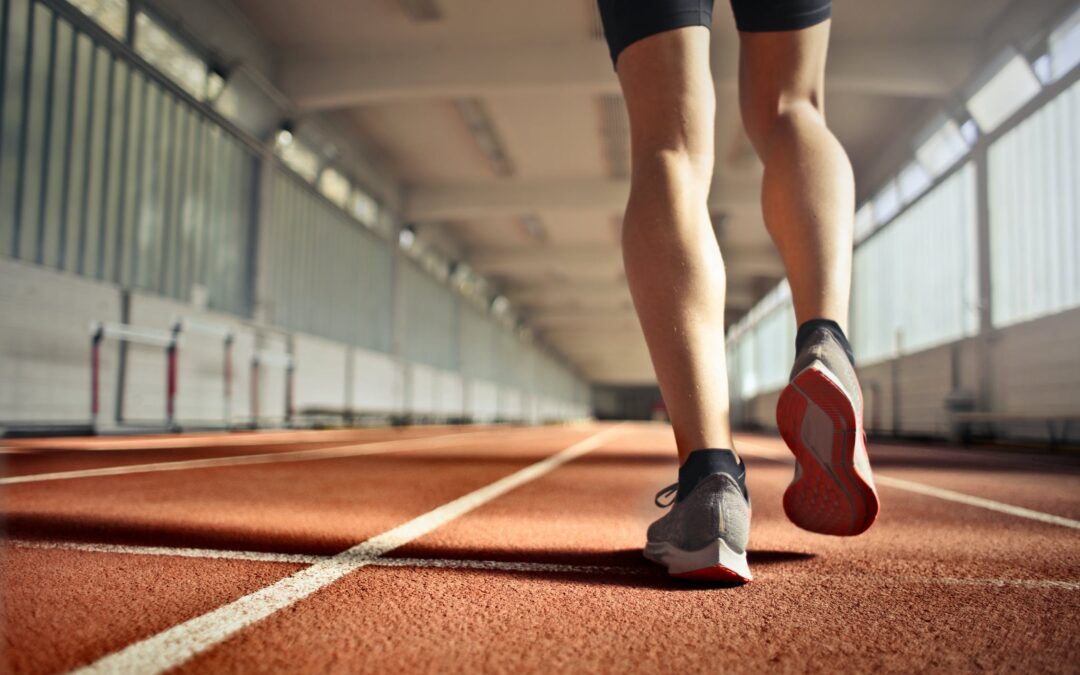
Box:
[1048,6,1080,80]
[133,11,207,99]
[915,117,970,177]
[854,204,876,242]
[349,188,379,227]
[317,168,350,208]
[851,165,979,364]
[67,0,128,40]
[897,161,933,204]
[966,50,1042,134]
[275,131,320,183]
[872,181,902,226]
[988,79,1080,327]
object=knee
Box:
[630,145,715,199]
[742,96,824,157]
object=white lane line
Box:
[9,538,1078,591]
[68,424,625,675]
[6,539,639,576]
[872,475,1080,531]
[0,428,467,452]
[922,577,1080,591]
[735,440,1080,531]
[7,539,325,565]
[0,428,522,486]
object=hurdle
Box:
[90,322,178,432]
[250,348,295,428]
[172,317,236,427]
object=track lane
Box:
[1,429,591,554]
[2,425,1077,674]
[0,545,307,675]
[0,426,609,674]
[0,427,476,478]
[173,426,1080,674]
[67,425,624,674]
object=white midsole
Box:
[644,538,752,580]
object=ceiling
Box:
[229,0,1071,385]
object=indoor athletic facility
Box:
[1,0,1078,672]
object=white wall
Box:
[0,260,589,430]
[469,380,500,423]
[349,348,404,415]
[292,333,348,414]
[0,258,120,425]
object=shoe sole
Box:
[644,538,752,583]
[777,364,880,536]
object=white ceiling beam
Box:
[282,40,974,112]
[405,176,760,221]
[469,244,782,277]
[509,284,632,306]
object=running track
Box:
[2,423,1078,673]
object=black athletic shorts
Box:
[597,0,832,66]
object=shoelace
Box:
[654,483,678,508]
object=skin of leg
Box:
[616,27,737,463]
[738,21,856,330]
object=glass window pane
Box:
[851,165,979,364]
[133,10,206,99]
[275,131,320,183]
[118,70,144,285]
[99,56,126,280]
[897,161,933,204]
[133,81,163,291]
[41,19,75,269]
[872,180,901,226]
[967,51,1042,133]
[989,79,1080,326]
[915,117,969,177]
[0,0,32,258]
[853,203,875,242]
[349,187,379,227]
[66,0,127,41]
[15,3,54,261]
[63,32,94,273]
[1049,6,1080,80]
[317,167,350,208]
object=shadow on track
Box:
[383,545,817,590]
[4,511,817,590]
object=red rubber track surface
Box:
[2,423,1078,674]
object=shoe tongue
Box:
[677,449,746,502]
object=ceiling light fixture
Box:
[398,224,417,250]
[456,98,514,177]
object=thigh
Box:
[736,20,831,148]
[615,26,716,161]
[598,0,716,69]
[731,0,832,111]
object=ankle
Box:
[796,318,854,365]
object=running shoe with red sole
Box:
[777,329,880,536]
[644,450,752,582]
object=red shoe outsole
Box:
[777,367,879,536]
[671,565,751,584]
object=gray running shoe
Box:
[777,324,879,536]
[644,449,752,582]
